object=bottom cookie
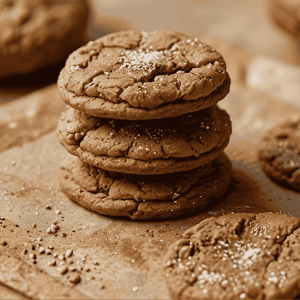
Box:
[164,212,300,300]
[59,153,232,220]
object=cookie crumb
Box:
[65,249,73,258]
[67,273,81,284]
[48,259,56,266]
[58,265,68,275]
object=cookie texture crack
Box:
[57,105,232,172]
[163,212,300,300]
[259,118,300,190]
[60,30,228,110]
[58,70,230,120]
[59,153,232,220]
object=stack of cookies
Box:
[57,30,233,220]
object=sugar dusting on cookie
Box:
[61,30,229,113]
[119,49,166,71]
[164,212,300,299]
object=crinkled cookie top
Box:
[164,212,300,300]
[63,30,227,110]
[61,153,229,202]
[58,105,231,161]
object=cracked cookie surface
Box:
[57,105,231,174]
[259,117,300,190]
[164,212,300,300]
[58,30,230,120]
[59,153,232,220]
[0,0,89,78]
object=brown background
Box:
[1,0,300,299]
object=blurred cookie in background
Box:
[268,0,300,41]
[259,117,300,191]
[0,0,90,79]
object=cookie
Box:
[0,0,89,78]
[164,212,300,300]
[57,30,231,120]
[57,105,232,175]
[270,0,300,41]
[259,118,300,190]
[59,153,232,220]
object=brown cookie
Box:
[164,212,300,300]
[59,153,232,220]
[58,30,230,120]
[259,117,300,190]
[0,0,89,78]
[270,0,300,41]
[57,105,232,175]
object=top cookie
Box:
[0,0,89,78]
[58,30,230,120]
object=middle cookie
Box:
[57,105,231,175]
